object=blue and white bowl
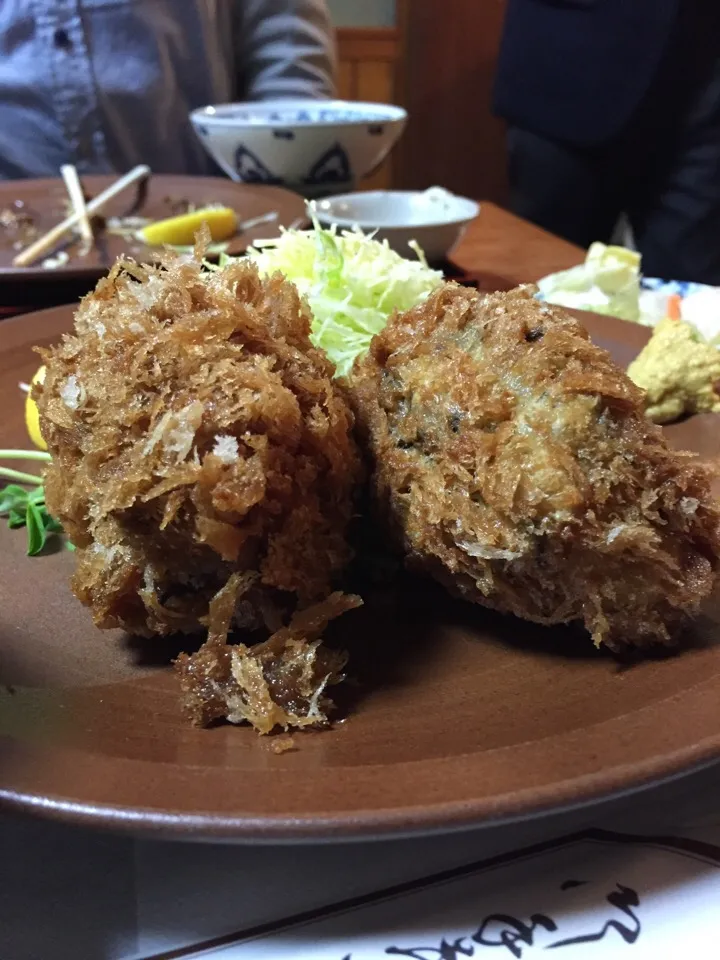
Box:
[190,99,408,198]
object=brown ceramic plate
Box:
[1,306,720,842]
[0,174,306,283]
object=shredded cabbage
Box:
[537,242,641,323]
[244,221,443,376]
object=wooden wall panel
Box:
[336,27,402,189]
[356,60,393,104]
[335,3,509,201]
[337,58,356,102]
[393,0,509,204]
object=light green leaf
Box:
[0,484,30,514]
[8,508,26,529]
[26,501,46,556]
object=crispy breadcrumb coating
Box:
[176,588,361,733]
[36,242,363,730]
[350,284,720,650]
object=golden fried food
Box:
[176,588,361,732]
[350,284,720,650]
[36,241,363,730]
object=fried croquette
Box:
[350,284,720,650]
[36,241,363,731]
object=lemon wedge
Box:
[139,207,238,247]
[26,365,47,451]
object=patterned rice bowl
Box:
[190,99,407,199]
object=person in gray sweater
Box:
[0,0,336,179]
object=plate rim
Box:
[1,743,719,843]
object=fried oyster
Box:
[37,244,362,731]
[350,284,720,650]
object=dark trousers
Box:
[507,4,720,284]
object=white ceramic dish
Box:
[190,100,407,198]
[314,188,480,261]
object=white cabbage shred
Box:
[230,219,444,377]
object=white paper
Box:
[141,829,720,959]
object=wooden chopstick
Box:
[61,164,94,255]
[235,211,279,232]
[13,164,151,267]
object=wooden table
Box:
[452,201,585,286]
[0,202,586,319]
